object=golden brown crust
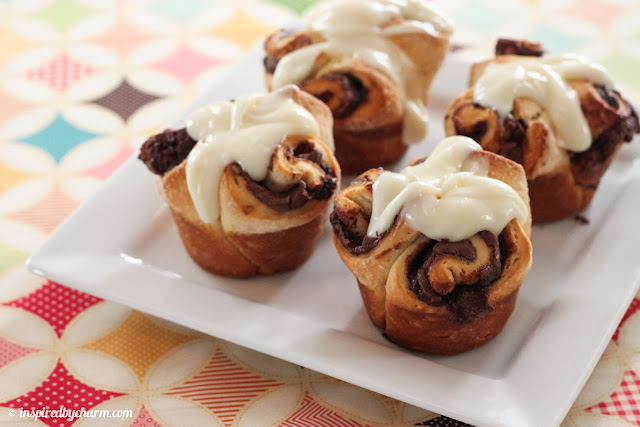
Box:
[264,23,449,173]
[445,57,639,222]
[333,121,406,175]
[169,206,258,277]
[226,210,329,276]
[331,168,421,329]
[331,151,532,353]
[157,92,340,278]
[385,220,530,355]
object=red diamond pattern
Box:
[613,298,640,342]
[0,337,39,369]
[586,370,640,425]
[130,405,163,427]
[1,360,124,427]
[24,51,100,92]
[165,346,282,426]
[7,282,102,337]
[281,393,366,427]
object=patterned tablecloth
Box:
[1,0,639,426]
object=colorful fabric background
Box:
[1,0,639,426]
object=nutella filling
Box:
[263,30,313,74]
[452,103,490,143]
[184,86,331,224]
[495,38,545,57]
[301,72,369,119]
[451,103,527,163]
[234,142,337,212]
[499,113,527,164]
[472,53,613,152]
[263,56,280,74]
[452,80,639,186]
[570,101,640,187]
[330,211,394,255]
[406,230,503,324]
[138,128,196,176]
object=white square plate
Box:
[27,43,640,427]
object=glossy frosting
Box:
[185,85,329,223]
[473,54,613,152]
[271,0,454,145]
[367,136,528,242]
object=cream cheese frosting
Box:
[473,54,613,153]
[271,0,454,146]
[367,136,528,242]
[185,85,330,224]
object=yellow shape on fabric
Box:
[0,162,35,194]
[82,311,197,381]
[0,26,36,66]
[206,9,277,51]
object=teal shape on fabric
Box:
[151,0,216,24]
[21,114,99,163]
[529,23,584,54]
[601,49,640,90]
[452,3,508,34]
[32,0,95,33]
[0,245,28,273]
[268,0,318,15]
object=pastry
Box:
[445,39,639,222]
[264,0,453,173]
[331,136,532,355]
[139,85,340,277]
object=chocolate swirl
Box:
[140,130,337,212]
[407,231,502,323]
[329,170,392,255]
[300,72,369,119]
[263,29,313,74]
[236,138,337,212]
[450,103,528,165]
[571,103,640,188]
[495,38,545,57]
[138,128,196,176]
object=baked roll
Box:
[264,0,453,174]
[445,39,640,222]
[139,85,340,277]
[331,136,532,354]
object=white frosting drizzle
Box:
[271,0,454,145]
[367,136,528,242]
[185,85,329,224]
[473,54,613,153]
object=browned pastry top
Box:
[139,129,338,212]
[262,29,314,75]
[444,40,640,222]
[232,140,337,212]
